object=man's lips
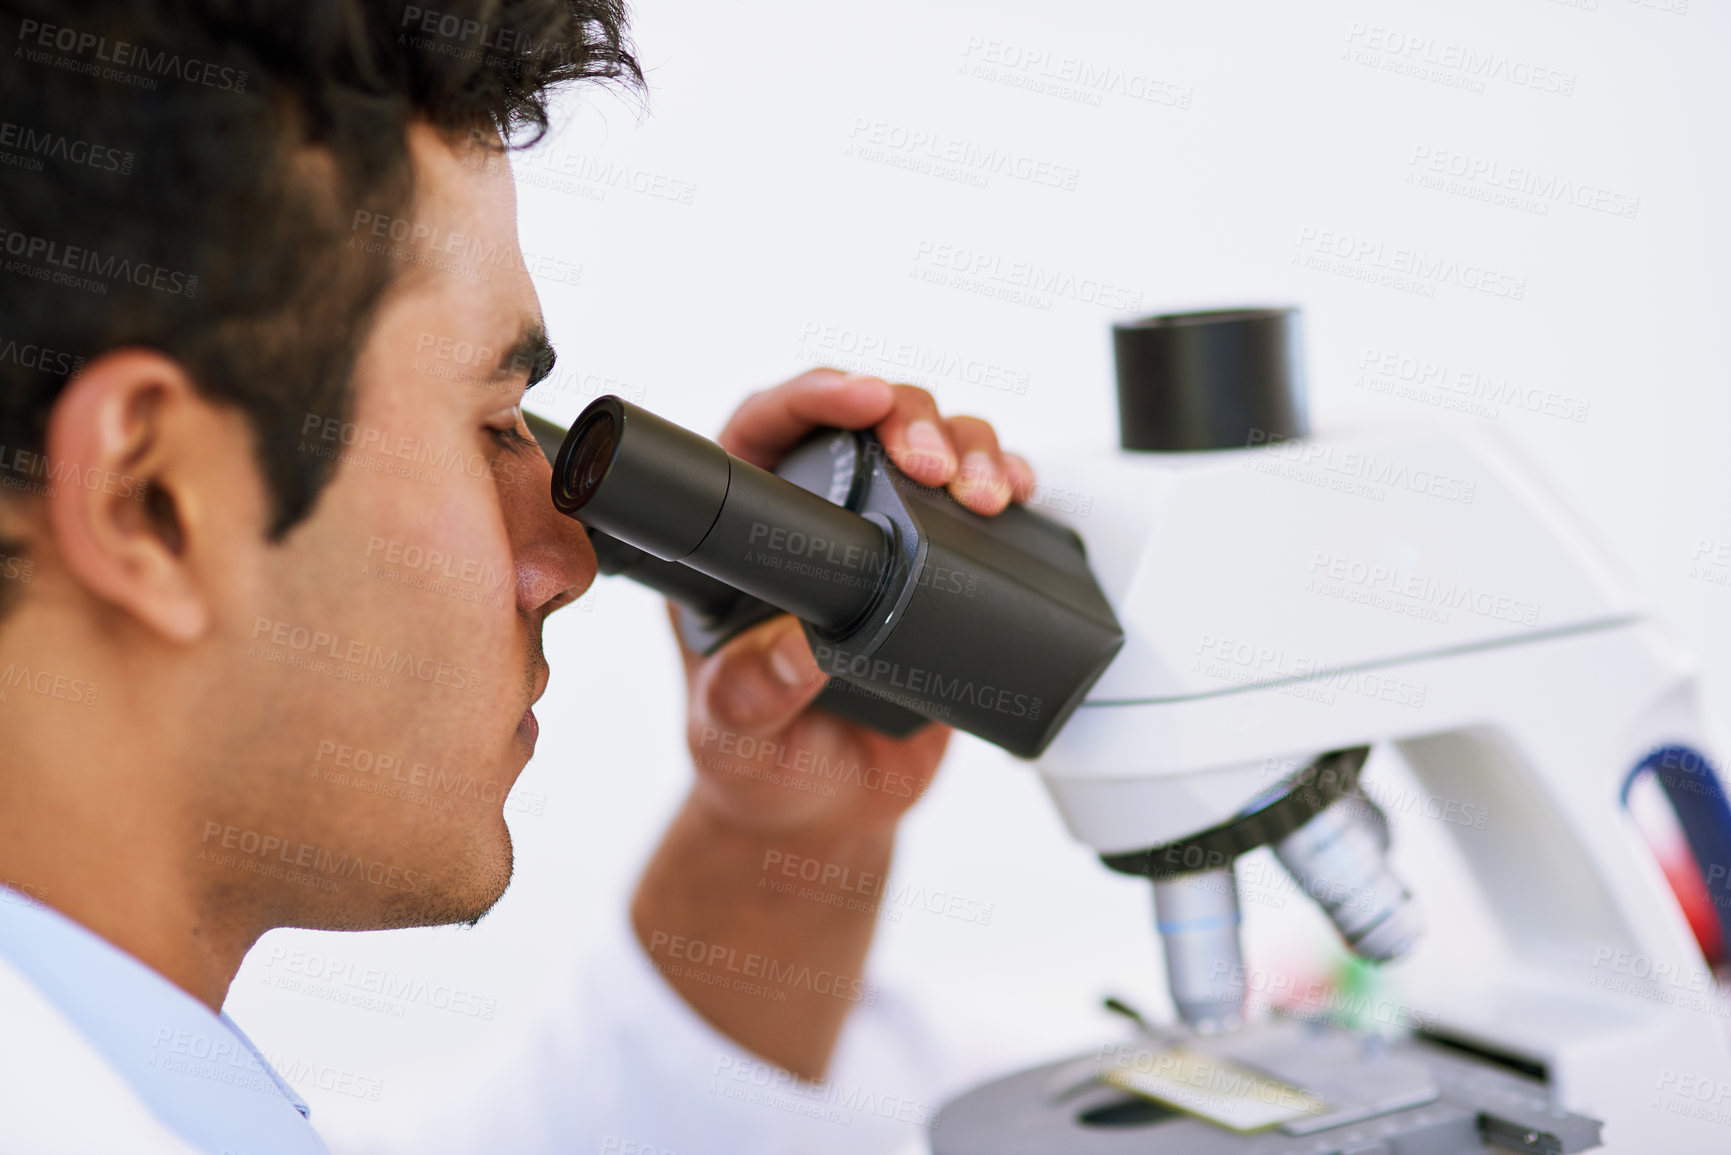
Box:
[517,663,550,749]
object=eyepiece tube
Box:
[553,398,732,560]
[529,409,748,622]
[584,527,743,621]
[552,395,891,633]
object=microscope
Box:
[532,308,1731,1152]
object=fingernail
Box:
[768,626,815,688]
[905,421,953,470]
[960,451,1003,496]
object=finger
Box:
[874,384,956,488]
[718,370,896,468]
[690,614,830,738]
[1002,452,1038,503]
[944,416,1014,515]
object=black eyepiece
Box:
[550,395,891,632]
[540,394,1126,758]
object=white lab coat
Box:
[0,892,1006,1155]
[361,909,972,1155]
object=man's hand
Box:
[631,368,1035,1079]
[680,368,1036,838]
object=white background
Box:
[222,0,1731,1148]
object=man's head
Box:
[0,0,637,971]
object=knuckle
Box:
[894,383,938,412]
[950,414,997,443]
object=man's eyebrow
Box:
[494,321,556,390]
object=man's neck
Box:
[0,839,257,1012]
[0,750,258,1013]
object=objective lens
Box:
[1152,867,1245,1035]
[1273,794,1423,962]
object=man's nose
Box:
[504,423,598,617]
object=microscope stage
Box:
[931,1020,1602,1155]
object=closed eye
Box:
[487,423,537,454]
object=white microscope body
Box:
[1027,421,1731,1150]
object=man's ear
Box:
[44,350,241,643]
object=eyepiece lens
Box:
[568,409,619,506]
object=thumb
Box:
[692,615,829,737]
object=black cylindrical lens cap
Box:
[552,395,732,562]
[1113,307,1308,452]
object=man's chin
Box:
[450,858,514,929]
[428,826,515,929]
[344,825,515,932]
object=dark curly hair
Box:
[0,0,641,554]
